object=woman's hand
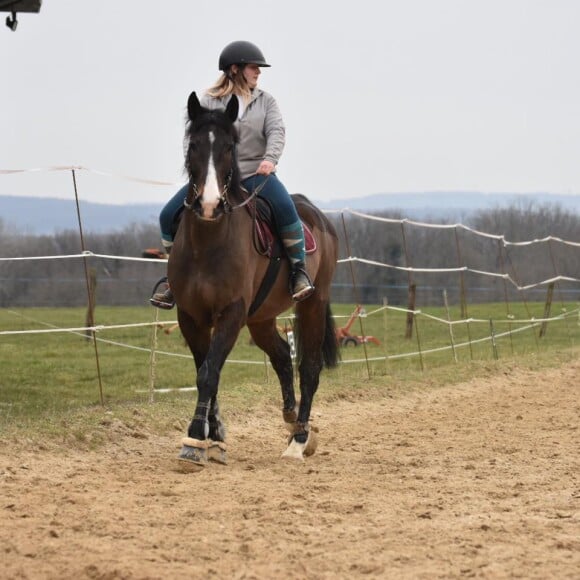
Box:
[256,160,275,175]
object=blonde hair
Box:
[206,67,252,103]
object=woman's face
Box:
[241,64,261,89]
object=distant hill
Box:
[0,195,162,235]
[1,191,578,235]
[317,191,580,219]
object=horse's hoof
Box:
[176,455,206,472]
[281,438,305,461]
[303,429,318,457]
[176,438,209,472]
[208,440,227,465]
[281,429,319,461]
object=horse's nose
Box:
[200,202,219,219]
[199,185,221,219]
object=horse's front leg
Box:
[178,299,246,470]
[206,396,227,464]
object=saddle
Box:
[246,197,317,258]
[244,196,316,315]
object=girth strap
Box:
[248,256,282,317]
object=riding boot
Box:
[149,277,175,309]
[290,261,315,302]
[149,243,175,309]
[279,220,314,302]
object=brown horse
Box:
[169,92,339,469]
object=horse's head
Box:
[184,92,240,220]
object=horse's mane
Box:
[185,108,239,143]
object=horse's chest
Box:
[191,268,249,306]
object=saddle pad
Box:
[255,220,317,258]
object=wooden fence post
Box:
[443,289,458,363]
[85,267,96,341]
[539,282,555,338]
[405,283,416,340]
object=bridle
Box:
[182,118,272,216]
[183,168,271,215]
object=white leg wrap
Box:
[281,438,305,461]
[181,437,209,449]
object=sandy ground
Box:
[1,362,579,579]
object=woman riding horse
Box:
[171,89,339,467]
[151,40,314,308]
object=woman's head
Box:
[207,41,270,101]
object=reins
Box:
[183,172,270,215]
[182,110,271,217]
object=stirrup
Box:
[149,277,175,310]
[290,268,315,302]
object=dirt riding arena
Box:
[1,362,579,579]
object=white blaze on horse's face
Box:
[200,131,220,219]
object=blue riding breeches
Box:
[159,174,306,264]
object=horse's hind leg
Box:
[283,297,328,460]
[247,319,297,430]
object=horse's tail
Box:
[295,302,340,369]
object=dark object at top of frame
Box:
[1,0,42,32]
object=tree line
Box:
[332,202,580,306]
[0,202,578,309]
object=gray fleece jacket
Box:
[200,89,285,180]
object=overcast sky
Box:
[1,0,579,206]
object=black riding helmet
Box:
[218,40,271,71]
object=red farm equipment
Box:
[335,305,381,347]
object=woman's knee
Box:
[160,184,188,237]
[247,175,298,226]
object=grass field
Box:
[1,301,578,434]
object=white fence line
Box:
[2,306,578,370]
[325,208,580,247]
[1,165,579,382]
[2,306,577,338]
[2,251,578,293]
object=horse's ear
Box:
[187,91,202,122]
[225,95,239,123]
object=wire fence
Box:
[1,166,579,403]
